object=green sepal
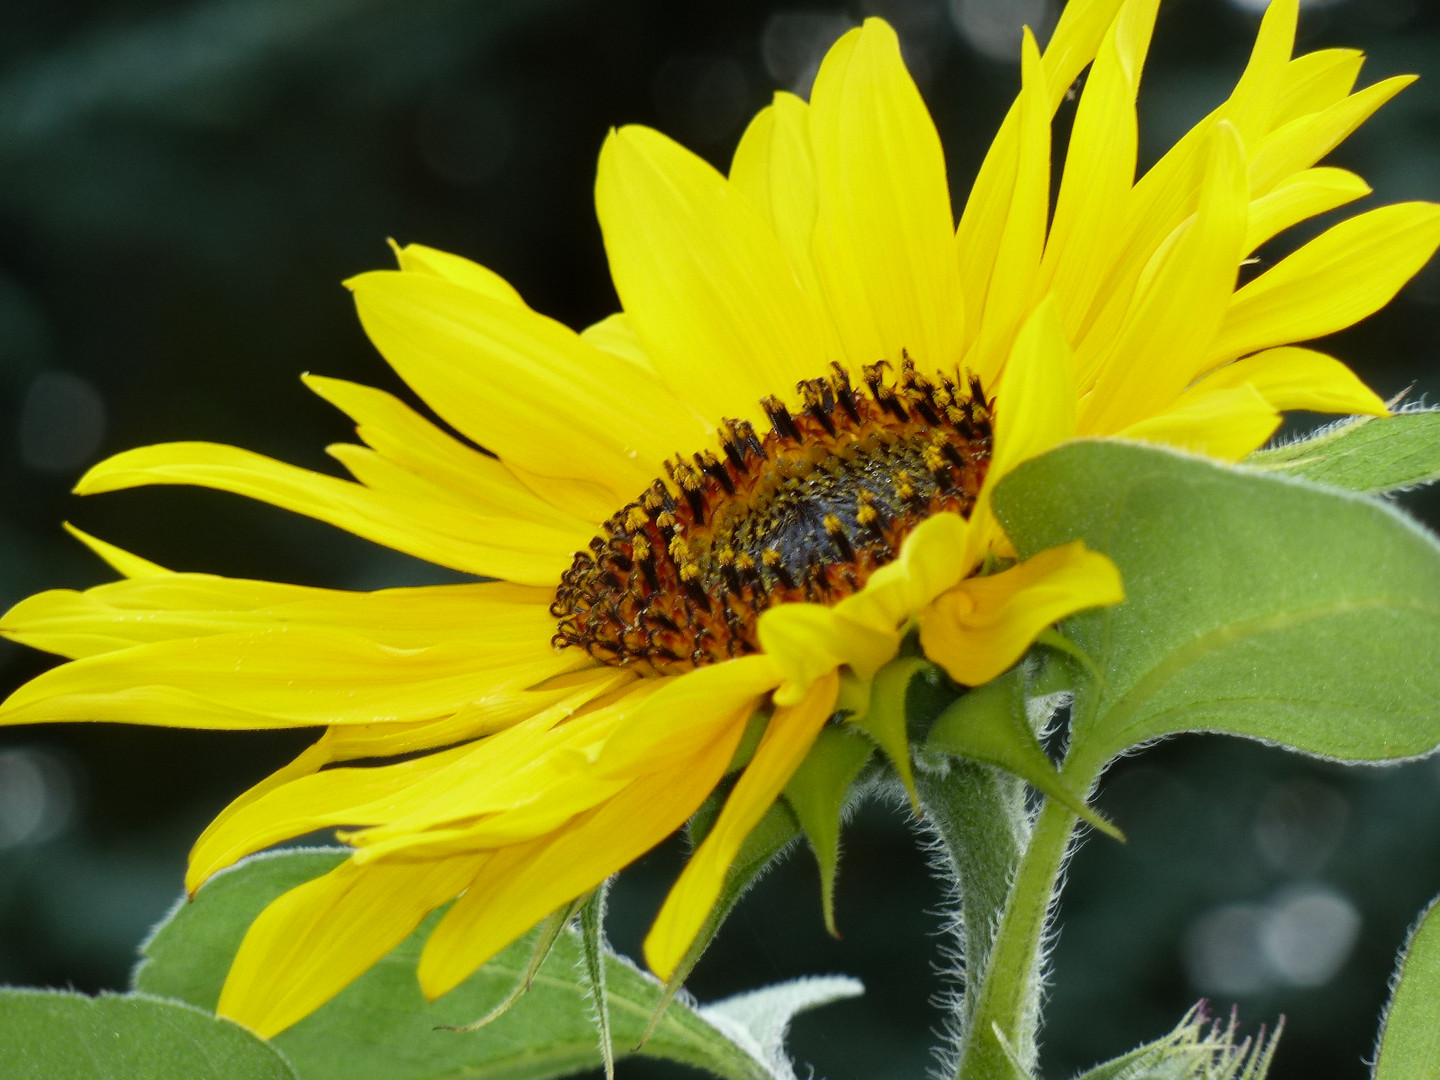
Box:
[1073,1004,1280,1080]
[439,895,581,1032]
[782,726,876,937]
[577,882,615,1080]
[1246,408,1440,493]
[921,666,1123,842]
[643,799,802,1046]
[1373,896,1440,1080]
[846,654,932,812]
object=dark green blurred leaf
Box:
[0,987,297,1080]
[1373,897,1440,1080]
[1247,410,1440,493]
[133,847,856,1080]
[994,441,1440,767]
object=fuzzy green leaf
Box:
[1373,897,1440,1080]
[133,848,850,1080]
[0,988,297,1080]
[1247,409,1440,493]
[993,441,1440,767]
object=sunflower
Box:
[3,0,1437,1041]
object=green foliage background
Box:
[0,1,1438,1078]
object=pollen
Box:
[551,358,993,675]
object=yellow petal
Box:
[595,124,827,424]
[0,614,574,730]
[185,673,630,889]
[1208,201,1440,365]
[1248,75,1414,198]
[579,312,657,373]
[964,29,1052,384]
[1272,48,1363,127]
[304,375,593,530]
[218,853,483,1037]
[919,542,1123,686]
[1040,0,1157,338]
[1242,167,1371,255]
[1216,0,1296,148]
[1082,121,1249,433]
[350,269,701,499]
[729,92,831,311]
[418,722,742,999]
[390,241,526,306]
[644,671,839,978]
[1038,0,1127,105]
[986,298,1078,494]
[62,523,168,578]
[1,572,552,658]
[76,442,585,584]
[596,654,780,778]
[959,0,1125,337]
[810,19,964,372]
[1117,384,1280,462]
[1186,346,1387,418]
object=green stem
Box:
[915,763,1029,1052]
[951,741,1109,1080]
[958,794,1077,1079]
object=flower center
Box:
[551,358,993,675]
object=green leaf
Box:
[993,441,1440,768]
[0,988,297,1080]
[782,725,875,935]
[135,847,848,1080]
[1373,897,1440,1080]
[1247,409,1440,493]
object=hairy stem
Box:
[952,787,1084,1080]
[916,763,1029,1056]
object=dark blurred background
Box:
[0,0,1437,1077]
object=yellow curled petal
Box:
[758,602,899,706]
[919,542,1123,686]
[644,671,839,979]
[835,511,971,633]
